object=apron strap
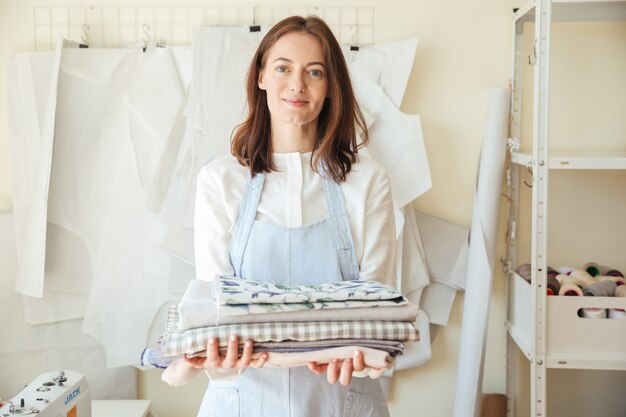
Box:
[321,174,360,281]
[229,171,265,277]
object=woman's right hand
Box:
[184,334,268,370]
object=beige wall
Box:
[2,0,624,416]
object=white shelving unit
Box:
[505,1,626,416]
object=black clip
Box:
[249,25,261,33]
[350,45,359,51]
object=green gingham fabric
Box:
[161,306,418,357]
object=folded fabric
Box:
[161,307,418,357]
[217,276,404,305]
[162,346,392,386]
[178,280,417,329]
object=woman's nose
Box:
[289,74,305,93]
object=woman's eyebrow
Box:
[273,57,326,68]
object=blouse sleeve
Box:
[358,167,397,287]
[193,164,235,282]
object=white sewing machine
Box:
[0,370,91,417]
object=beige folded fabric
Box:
[162,346,392,386]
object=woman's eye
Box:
[309,69,324,77]
[276,66,288,73]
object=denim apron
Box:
[197,170,390,417]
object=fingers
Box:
[326,359,340,384]
[339,358,354,386]
[251,352,269,368]
[222,334,240,368]
[352,350,365,372]
[307,362,328,375]
[238,339,254,367]
[204,337,221,368]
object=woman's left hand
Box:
[307,349,365,385]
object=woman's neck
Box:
[271,120,317,153]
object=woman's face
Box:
[258,32,329,128]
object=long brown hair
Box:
[231,15,368,182]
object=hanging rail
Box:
[33,5,375,50]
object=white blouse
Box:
[193,151,397,287]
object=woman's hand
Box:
[307,349,365,385]
[184,334,268,370]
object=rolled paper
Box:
[583,280,617,297]
[568,269,595,287]
[604,269,624,278]
[596,275,625,287]
[615,285,626,298]
[582,262,602,277]
[580,308,607,319]
[558,281,583,296]
[608,309,626,319]
[557,266,575,275]
[546,275,560,296]
[516,263,531,282]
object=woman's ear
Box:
[258,69,266,90]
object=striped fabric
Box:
[161,306,418,357]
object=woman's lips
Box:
[284,98,308,107]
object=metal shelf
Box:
[514,0,626,23]
[511,152,626,169]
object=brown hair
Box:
[231,15,368,182]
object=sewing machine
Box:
[0,370,91,417]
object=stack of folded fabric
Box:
[143,276,419,384]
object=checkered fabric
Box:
[161,306,418,357]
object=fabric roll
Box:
[547,266,558,278]
[452,88,509,417]
[583,280,618,297]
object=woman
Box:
[189,15,396,417]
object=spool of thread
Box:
[516,263,531,282]
[583,280,617,297]
[615,285,626,298]
[596,275,626,287]
[547,266,558,278]
[608,284,626,318]
[580,308,607,319]
[582,262,602,277]
[558,278,583,296]
[557,266,575,275]
[568,269,595,287]
[604,269,624,278]
[546,275,560,296]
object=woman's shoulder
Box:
[198,154,248,183]
[346,152,388,183]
